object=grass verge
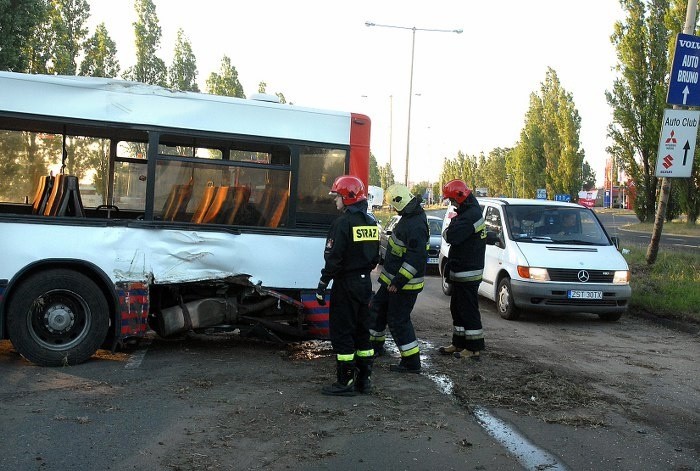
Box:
[623,247,700,324]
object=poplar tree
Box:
[0,0,47,72]
[512,68,584,200]
[205,55,245,98]
[168,28,199,92]
[606,0,669,222]
[79,22,119,78]
[51,0,90,75]
[123,0,166,86]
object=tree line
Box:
[372,0,698,225]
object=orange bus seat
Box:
[224,186,251,225]
[256,186,275,226]
[32,175,54,215]
[266,190,289,228]
[201,186,232,224]
[191,184,217,224]
[44,174,66,216]
[162,183,194,221]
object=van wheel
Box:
[598,312,622,322]
[441,266,452,296]
[7,269,109,367]
[496,278,520,320]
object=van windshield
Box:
[504,206,610,245]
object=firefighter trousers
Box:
[450,280,485,352]
[369,285,420,358]
[329,273,373,355]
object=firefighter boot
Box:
[389,352,421,374]
[438,344,463,355]
[355,357,374,394]
[321,361,357,396]
[371,341,385,358]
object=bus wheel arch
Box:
[5,265,114,366]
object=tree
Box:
[606,0,670,222]
[511,68,584,200]
[168,28,199,92]
[79,22,119,77]
[369,153,381,187]
[123,0,166,86]
[0,0,47,72]
[379,163,395,189]
[50,0,90,75]
[206,55,245,98]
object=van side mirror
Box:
[485,230,500,246]
[610,235,621,250]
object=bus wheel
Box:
[7,269,109,367]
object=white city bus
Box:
[0,72,371,366]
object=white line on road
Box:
[124,348,148,369]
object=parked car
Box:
[438,198,631,321]
[379,214,443,269]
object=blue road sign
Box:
[554,194,571,202]
[668,33,700,106]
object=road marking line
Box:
[124,348,148,369]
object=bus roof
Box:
[0,71,356,145]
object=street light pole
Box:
[365,21,462,186]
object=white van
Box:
[438,198,631,321]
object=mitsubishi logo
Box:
[577,270,590,282]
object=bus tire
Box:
[7,268,109,367]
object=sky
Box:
[86,0,624,187]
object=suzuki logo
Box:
[577,270,590,282]
[663,154,674,169]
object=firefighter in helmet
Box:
[440,179,487,360]
[369,183,428,373]
[316,175,380,395]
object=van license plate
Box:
[568,290,602,299]
[427,257,438,264]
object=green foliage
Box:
[624,247,700,321]
[0,0,47,72]
[79,22,119,77]
[369,153,380,187]
[206,55,245,98]
[606,0,669,222]
[378,162,395,189]
[168,28,198,91]
[123,0,166,86]
[410,181,430,200]
[511,68,584,199]
[51,0,90,75]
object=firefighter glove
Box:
[315,281,327,306]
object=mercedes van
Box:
[439,198,631,321]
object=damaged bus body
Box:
[0,72,371,366]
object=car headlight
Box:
[517,266,550,281]
[613,270,630,284]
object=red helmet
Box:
[330,175,366,205]
[442,179,472,204]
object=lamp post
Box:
[365,21,462,186]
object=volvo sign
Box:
[668,33,700,106]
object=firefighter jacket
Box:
[443,193,486,283]
[379,198,429,292]
[320,200,380,285]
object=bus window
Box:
[229,143,290,165]
[154,159,290,227]
[65,135,110,207]
[0,129,62,204]
[297,146,347,216]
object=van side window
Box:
[484,206,502,236]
